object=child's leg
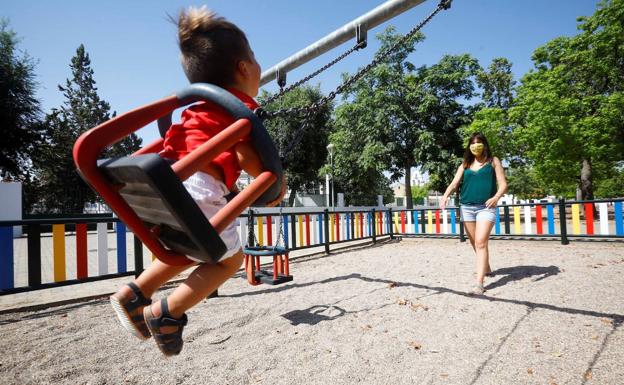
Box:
[112,259,194,301]
[150,250,245,319]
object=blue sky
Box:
[5,0,599,146]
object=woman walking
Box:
[440,132,508,295]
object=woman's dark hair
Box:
[462,132,493,168]
[174,6,251,87]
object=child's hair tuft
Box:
[174,6,251,87]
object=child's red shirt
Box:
[160,88,259,190]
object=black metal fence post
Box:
[504,205,511,235]
[458,208,465,242]
[420,210,426,233]
[559,198,569,245]
[324,209,330,253]
[133,235,143,277]
[27,224,41,287]
[371,208,376,244]
[388,209,394,240]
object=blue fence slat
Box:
[450,210,456,234]
[346,212,350,240]
[615,202,623,236]
[317,214,323,244]
[495,208,501,235]
[0,227,14,290]
[413,211,419,233]
[116,222,127,273]
[283,215,289,249]
[547,204,555,235]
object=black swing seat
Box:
[98,154,226,263]
[242,245,293,285]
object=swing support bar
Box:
[260,0,427,86]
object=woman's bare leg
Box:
[474,220,495,285]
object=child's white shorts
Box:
[182,171,241,262]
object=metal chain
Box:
[255,0,452,159]
[247,208,286,249]
[256,0,451,122]
[263,41,367,106]
[274,207,285,249]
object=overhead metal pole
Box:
[260,0,428,87]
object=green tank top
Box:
[460,162,497,205]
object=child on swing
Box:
[110,6,285,356]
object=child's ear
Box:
[237,60,250,77]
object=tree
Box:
[510,0,624,200]
[465,58,518,161]
[31,45,141,213]
[338,27,479,207]
[476,57,515,110]
[0,20,44,181]
[258,85,333,206]
[330,101,393,206]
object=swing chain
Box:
[262,40,367,106]
[255,0,452,123]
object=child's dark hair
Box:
[174,6,251,87]
[462,132,493,168]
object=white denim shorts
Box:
[182,172,241,262]
[460,204,496,223]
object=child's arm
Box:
[235,141,286,207]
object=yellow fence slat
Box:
[52,224,66,282]
[572,204,581,234]
[513,206,521,234]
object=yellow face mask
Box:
[469,142,484,156]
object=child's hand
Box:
[266,175,287,207]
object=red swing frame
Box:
[73,95,277,266]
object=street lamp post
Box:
[326,143,335,210]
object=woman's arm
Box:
[485,157,508,208]
[439,164,464,210]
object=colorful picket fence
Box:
[2,199,623,294]
[0,218,143,293]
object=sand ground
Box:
[1,238,623,385]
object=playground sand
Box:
[1,238,623,385]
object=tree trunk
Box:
[287,186,298,207]
[579,158,594,201]
[404,165,413,209]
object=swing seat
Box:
[98,154,226,262]
[73,84,283,266]
[243,246,293,286]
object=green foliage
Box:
[410,183,428,205]
[0,20,44,181]
[476,57,515,110]
[258,85,333,205]
[329,102,393,206]
[30,45,141,213]
[594,164,624,198]
[337,27,479,205]
[509,0,624,200]
[506,166,548,200]
[464,58,518,162]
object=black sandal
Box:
[144,298,188,356]
[110,282,152,340]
